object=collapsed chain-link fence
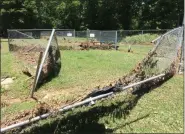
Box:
[7,29,61,94]
[86,27,183,97]
[178,40,184,73]
[115,27,183,89]
[2,27,183,133]
[117,30,169,44]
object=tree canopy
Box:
[0,0,184,36]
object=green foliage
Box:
[1,0,183,36]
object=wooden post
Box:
[30,52,43,98]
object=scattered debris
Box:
[79,41,118,50]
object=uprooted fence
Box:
[7,29,61,95]
[84,27,183,97]
[1,26,183,133]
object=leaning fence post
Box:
[30,52,43,98]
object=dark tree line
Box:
[0,0,184,37]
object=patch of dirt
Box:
[1,102,50,128]
[9,44,45,53]
[1,96,36,108]
[33,78,118,107]
[79,41,118,50]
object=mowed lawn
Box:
[1,40,152,124]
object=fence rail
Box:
[7,29,172,50]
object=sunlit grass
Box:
[99,75,183,133]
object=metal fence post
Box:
[30,51,43,98]
[115,31,118,50]
[86,29,88,41]
[74,30,76,38]
[7,29,10,51]
[99,31,102,43]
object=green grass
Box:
[1,52,14,77]
[1,39,36,122]
[15,75,183,134]
[118,44,153,55]
[1,40,31,96]
[1,47,151,99]
[1,43,151,125]
[99,75,183,133]
[1,39,183,133]
[1,101,37,122]
[41,49,148,90]
[57,37,88,45]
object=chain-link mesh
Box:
[7,29,61,90]
[87,30,117,44]
[85,27,183,98]
[74,30,117,50]
[145,27,182,74]
[87,30,101,41]
[115,27,183,89]
[8,29,48,77]
[117,30,169,45]
[56,30,75,37]
[53,29,170,50]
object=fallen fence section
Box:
[1,73,165,133]
[121,74,165,91]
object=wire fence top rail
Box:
[8,29,75,31]
[117,29,171,31]
[8,29,171,31]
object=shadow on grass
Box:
[113,113,150,131]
